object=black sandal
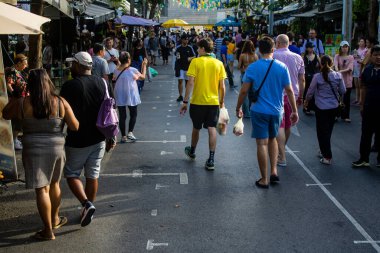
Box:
[270,175,280,183]
[255,179,269,189]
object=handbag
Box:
[248,59,274,103]
[96,78,119,138]
[327,79,345,116]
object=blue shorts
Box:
[227,54,234,62]
[64,142,106,179]
[251,111,282,139]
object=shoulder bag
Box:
[327,79,345,116]
[249,59,274,103]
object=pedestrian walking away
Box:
[179,38,226,171]
[235,36,299,188]
[352,45,380,168]
[113,52,148,143]
[3,69,79,240]
[104,37,120,81]
[305,55,346,165]
[61,52,114,227]
[274,34,305,167]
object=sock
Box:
[209,151,215,161]
[81,199,88,207]
[190,146,196,154]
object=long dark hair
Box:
[241,40,255,54]
[320,55,333,82]
[27,69,57,119]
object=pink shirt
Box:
[274,48,305,98]
[334,55,354,88]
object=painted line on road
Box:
[286,146,380,252]
[160,151,174,155]
[155,184,169,190]
[167,115,177,118]
[151,209,158,216]
[152,107,157,110]
[102,172,189,185]
[166,122,171,125]
[306,183,332,187]
[146,240,168,250]
[164,130,176,133]
[180,135,186,142]
[354,241,380,244]
[156,96,160,99]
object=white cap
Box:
[66,52,92,67]
[340,41,350,47]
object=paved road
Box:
[1,58,380,253]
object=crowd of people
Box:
[2,26,379,239]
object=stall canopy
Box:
[0,2,50,34]
[115,15,159,26]
[43,0,74,18]
[215,17,240,27]
[85,4,115,25]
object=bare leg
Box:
[67,177,87,204]
[191,128,200,148]
[85,178,98,202]
[35,186,55,239]
[276,128,286,163]
[208,127,217,151]
[285,128,291,143]
[268,138,278,176]
[178,79,183,97]
[49,181,61,227]
[256,138,269,184]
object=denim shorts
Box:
[251,111,282,139]
[64,141,105,179]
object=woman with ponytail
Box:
[304,55,346,165]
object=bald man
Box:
[274,34,305,167]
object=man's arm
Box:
[284,84,299,125]
[297,73,305,105]
[179,76,195,115]
[219,79,226,108]
[235,82,251,118]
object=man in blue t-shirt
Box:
[235,37,299,189]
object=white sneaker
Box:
[127,132,137,141]
[14,139,22,150]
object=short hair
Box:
[197,38,214,53]
[258,36,275,54]
[371,45,380,55]
[14,54,27,64]
[105,37,113,43]
[119,51,130,64]
[93,43,104,54]
[286,31,295,41]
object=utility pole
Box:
[342,0,353,42]
[378,0,380,43]
[268,0,274,35]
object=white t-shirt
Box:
[104,48,119,74]
[113,67,142,106]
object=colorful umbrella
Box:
[161,19,189,28]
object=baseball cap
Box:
[340,41,350,47]
[66,52,92,67]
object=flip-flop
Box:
[32,231,55,241]
[53,216,68,229]
[255,179,269,189]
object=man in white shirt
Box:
[104,37,120,80]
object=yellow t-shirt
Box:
[187,56,227,105]
[227,43,235,55]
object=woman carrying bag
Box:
[305,55,346,165]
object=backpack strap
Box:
[102,78,110,99]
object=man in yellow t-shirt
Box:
[226,39,236,74]
[179,38,227,171]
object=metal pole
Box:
[342,0,347,40]
[378,0,380,43]
[269,0,274,35]
[342,0,353,42]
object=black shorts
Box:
[189,104,220,130]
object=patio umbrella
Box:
[115,15,159,26]
[161,19,188,28]
[215,17,240,27]
[0,2,50,34]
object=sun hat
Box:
[339,41,350,47]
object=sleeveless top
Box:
[304,54,319,80]
[21,97,65,136]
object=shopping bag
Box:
[217,108,229,136]
[233,118,244,136]
[149,67,158,77]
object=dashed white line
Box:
[160,151,174,155]
[151,209,158,216]
[155,184,169,190]
[286,146,380,252]
[306,183,332,187]
[179,173,188,185]
[146,240,168,250]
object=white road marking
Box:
[167,115,177,118]
[132,169,143,178]
[152,107,157,110]
[164,130,176,133]
[286,146,380,252]
[146,240,168,250]
[354,241,380,244]
[155,184,169,190]
[160,151,174,155]
[156,96,160,99]
[285,150,300,153]
[180,135,186,142]
[168,109,172,112]
[168,104,175,107]
[151,209,158,216]
[233,88,239,95]
[167,122,171,125]
[306,183,332,187]
[136,140,183,143]
[180,173,188,184]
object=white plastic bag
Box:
[233,118,244,136]
[217,108,230,136]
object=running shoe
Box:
[184,146,196,159]
[81,201,96,227]
[352,159,370,168]
[127,132,138,142]
[320,158,332,165]
[205,159,215,171]
[176,96,183,102]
